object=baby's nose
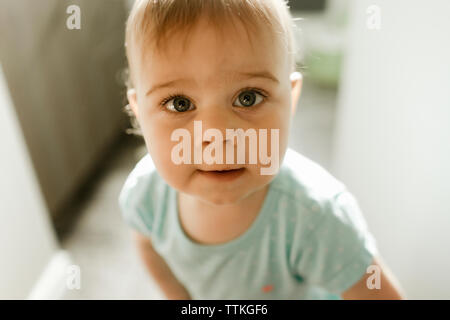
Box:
[193,112,236,151]
[197,121,232,146]
[198,112,234,140]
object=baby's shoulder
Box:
[119,153,163,198]
[118,153,167,235]
[271,148,348,221]
[271,149,374,252]
[273,150,378,292]
[276,148,346,200]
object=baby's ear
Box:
[290,72,303,116]
[127,88,139,118]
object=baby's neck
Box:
[177,185,269,245]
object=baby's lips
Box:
[196,166,245,172]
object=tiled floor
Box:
[61,80,338,299]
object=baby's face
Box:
[128,16,301,205]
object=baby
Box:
[119,0,404,300]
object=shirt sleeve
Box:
[295,190,379,295]
[118,171,154,238]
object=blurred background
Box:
[0,0,449,299]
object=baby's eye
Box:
[234,89,266,108]
[163,96,195,113]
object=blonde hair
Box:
[123,0,299,135]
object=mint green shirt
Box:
[118,148,378,299]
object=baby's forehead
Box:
[132,17,287,85]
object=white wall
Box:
[0,64,58,299]
[333,0,450,299]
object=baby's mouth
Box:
[196,167,246,181]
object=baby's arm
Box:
[341,255,405,300]
[133,231,192,300]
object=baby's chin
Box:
[183,182,262,206]
[162,166,272,205]
[194,190,249,206]
[191,184,273,208]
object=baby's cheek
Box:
[163,165,188,189]
[158,162,191,191]
[153,145,184,177]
